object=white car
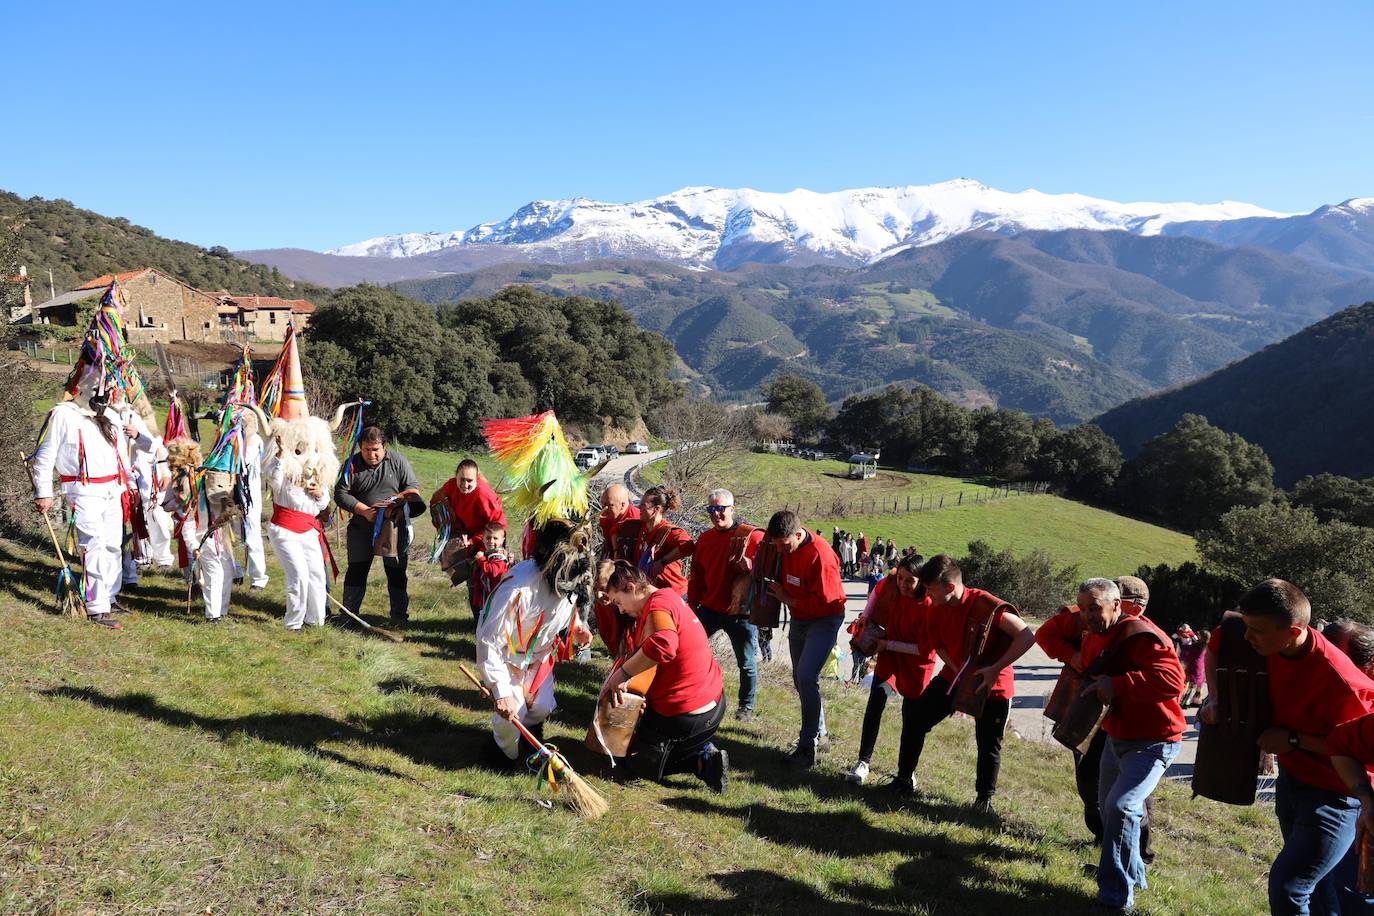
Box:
[626,441,649,455]
[574,448,601,470]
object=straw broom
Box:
[324,591,404,643]
[458,662,608,819]
[19,451,86,618]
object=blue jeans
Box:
[788,614,844,748]
[1097,737,1180,908]
[695,607,758,711]
[1271,768,1368,915]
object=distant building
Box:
[25,267,315,343]
[221,296,315,341]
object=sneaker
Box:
[785,748,816,770]
[109,600,131,615]
[881,774,915,797]
[846,760,871,785]
[701,745,729,793]
[205,616,222,624]
[972,793,995,814]
[734,706,754,723]
[89,614,121,629]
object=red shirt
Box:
[598,504,640,555]
[687,523,764,612]
[778,530,846,621]
[636,520,694,596]
[1081,615,1186,742]
[871,577,937,699]
[634,589,723,716]
[432,477,506,538]
[1327,713,1374,767]
[469,550,509,611]
[933,586,1017,699]
[1036,602,1146,667]
[1254,627,1374,793]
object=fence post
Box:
[939,495,944,508]
[958,491,963,505]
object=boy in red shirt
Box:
[890,555,1034,810]
[1076,578,1184,911]
[468,522,509,616]
[766,510,847,769]
[845,553,936,785]
[687,488,765,721]
[1201,579,1374,915]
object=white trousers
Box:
[142,503,175,567]
[269,524,327,629]
[243,491,269,587]
[197,531,234,620]
[68,490,123,617]
[492,672,557,760]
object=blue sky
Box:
[6,1,1371,251]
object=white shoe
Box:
[846,760,870,785]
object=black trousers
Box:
[631,694,726,782]
[1076,728,1155,861]
[897,680,1009,797]
[857,677,889,763]
[343,521,410,620]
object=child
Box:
[469,521,510,617]
[1176,624,1207,706]
[757,627,774,663]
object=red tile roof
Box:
[227,295,315,313]
[77,268,153,290]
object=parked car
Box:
[574,447,602,470]
[626,441,649,455]
[599,444,620,458]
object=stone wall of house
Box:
[121,272,220,344]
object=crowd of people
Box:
[28,287,1374,914]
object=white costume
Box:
[165,475,233,621]
[265,453,331,629]
[476,559,577,759]
[133,425,174,567]
[29,402,132,618]
[111,402,156,588]
[241,432,269,588]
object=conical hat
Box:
[260,323,309,421]
[62,281,151,414]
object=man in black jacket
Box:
[333,427,425,626]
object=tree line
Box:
[302,285,681,447]
[765,374,1374,626]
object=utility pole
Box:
[48,268,56,301]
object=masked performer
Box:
[29,283,146,628]
[475,411,595,764]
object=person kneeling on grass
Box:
[600,560,728,792]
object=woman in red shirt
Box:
[600,560,728,792]
[634,486,694,596]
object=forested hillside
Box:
[0,191,323,298]
[1096,301,1374,485]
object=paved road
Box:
[589,449,670,496]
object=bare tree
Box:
[654,399,754,511]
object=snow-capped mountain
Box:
[325,179,1290,269]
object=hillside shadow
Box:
[42,685,496,783]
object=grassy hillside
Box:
[644,452,1195,580]
[2,190,323,299]
[1096,301,1374,486]
[0,532,1272,914]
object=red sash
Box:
[271,505,339,579]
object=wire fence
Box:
[778,479,1051,519]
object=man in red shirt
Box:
[1200,579,1374,914]
[1077,577,1184,911]
[688,488,765,722]
[430,459,507,588]
[766,510,847,769]
[594,483,640,654]
[890,555,1034,810]
[1035,575,1155,858]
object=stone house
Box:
[32,268,221,344]
[221,296,315,341]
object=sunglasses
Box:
[705,505,732,515]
